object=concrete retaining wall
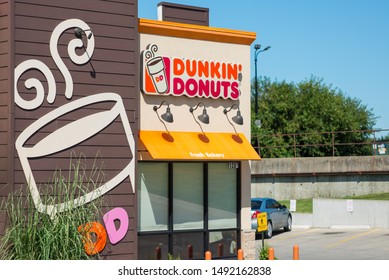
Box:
[251,156,389,200]
[292,199,389,228]
[251,157,389,228]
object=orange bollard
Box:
[237,249,244,260]
[155,247,161,260]
[205,250,212,260]
[187,245,193,260]
[268,247,274,260]
[293,245,299,260]
[217,243,224,257]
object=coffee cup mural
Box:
[13,18,135,252]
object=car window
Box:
[273,201,281,209]
[266,199,281,209]
[265,199,274,209]
[251,200,262,209]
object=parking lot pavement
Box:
[255,227,389,260]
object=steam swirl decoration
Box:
[144,44,158,60]
[14,19,95,110]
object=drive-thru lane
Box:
[255,228,389,260]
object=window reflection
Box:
[138,234,169,260]
[208,230,237,258]
[173,232,204,260]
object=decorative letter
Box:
[78,222,107,255]
[103,207,129,245]
[173,58,185,76]
[173,78,185,95]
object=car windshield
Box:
[251,200,262,210]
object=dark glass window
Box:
[172,232,204,260]
[138,234,169,260]
[138,162,240,259]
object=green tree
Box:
[377,133,389,142]
[251,76,376,158]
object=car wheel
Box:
[284,215,292,232]
[265,221,273,239]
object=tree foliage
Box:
[251,76,376,158]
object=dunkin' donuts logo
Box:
[141,44,243,100]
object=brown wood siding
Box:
[0,0,9,183]
[0,0,9,182]
[158,2,209,26]
[0,0,10,240]
[11,0,138,259]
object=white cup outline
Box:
[15,93,135,217]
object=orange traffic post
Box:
[293,245,299,260]
[155,247,161,260]
[205,250,212,260]
[237,249,244,260]
[268,247,275,260]
[187,245,193,260]
[217,243,224,257]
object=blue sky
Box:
[139,1,389,135]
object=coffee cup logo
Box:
[143,44,168,94]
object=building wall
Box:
[0,0,12,236]
[157,2,209,26]
[2,0,139,259]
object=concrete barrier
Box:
[292,198,389,228]
[251,156,389,200]
[291,213,313,228]
[251,157,389,229]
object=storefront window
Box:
[173,163,203,230]
[138,234,169,260]
[138,162,239,259]
[208,230,238,258]
[138,162,168,231]
[208,163,237,229]
[172,232,204,260]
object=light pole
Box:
[254,44,271,118]
[253,44,270,155]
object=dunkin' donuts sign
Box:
[141,44,243,100]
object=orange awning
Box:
[139,130,261,161]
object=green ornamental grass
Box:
[0,156,106,260]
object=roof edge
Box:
[139,18,256,45]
